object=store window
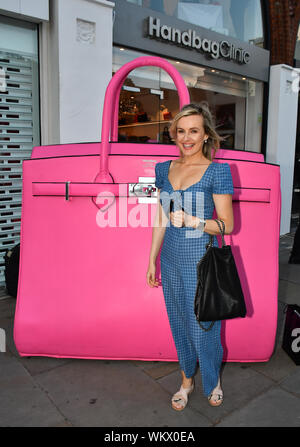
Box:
[113,46,264,152]
[0,15,40,285]
[125,0,264,46]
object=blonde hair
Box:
[168,102,222,161]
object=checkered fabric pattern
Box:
[155,160,234,396]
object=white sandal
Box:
[208,391,223,407]
[171,380,194,411]
[208,379,223,407]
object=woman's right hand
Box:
[146,263,159,288]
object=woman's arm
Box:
[173,193,234,235]
[204,193,234,235]
[148,190,168,265]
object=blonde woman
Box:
[146,102,234,410]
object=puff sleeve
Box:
[155,162,164,189]
[212,162,234,195]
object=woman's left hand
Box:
[170,210,198,228]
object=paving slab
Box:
[0,297,16,318]
[0,315,18,357]
[0,353,67,427]
[279,368,300,397]
[216,386,300,427]
[157,362,274,425]
[279,263,300,285]
[249,345,298,383]
[132,360,180,380]
[278,279,300,305]
[33,358,212,427]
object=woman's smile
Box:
[182,144,194,150]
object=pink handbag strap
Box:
[97,56,190,183]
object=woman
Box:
[146,102,234,410]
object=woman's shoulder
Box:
[155,160,171,189]
[211,160,230,166]
[211,161,231,171]
[156,160,170,168]
[211,161,234,194]
[155,160,172,175]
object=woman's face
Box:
[176,114,209,157]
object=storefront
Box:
[292,21,300,230]
[113,0,270,154]
[0,0,298,292]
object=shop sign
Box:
[148,16,250,65]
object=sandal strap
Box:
[172,383,194,405]
[208,392,223,402]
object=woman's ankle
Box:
[180,370,194,388]
[182,377,193,388]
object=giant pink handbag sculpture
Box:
[14,56,281,362]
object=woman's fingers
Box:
[148,276,159,287]
[170,210,185,227]
[147,269,159,287]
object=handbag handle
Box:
[207,219,226,248]
[109,61,189,141]
[97,56,190,184]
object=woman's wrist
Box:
[192,216,206,230]
[192,216,200,229]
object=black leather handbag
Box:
[194,219,246,331]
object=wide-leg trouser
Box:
[161,255,223,397]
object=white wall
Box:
[40,0,114,145]
[266,64,300,235]
[245,81,263,152]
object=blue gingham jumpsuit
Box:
[155,160,234,397]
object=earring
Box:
[204,139,208,143]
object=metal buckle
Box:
[65,181,71,200]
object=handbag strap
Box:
[207,219,226,248]
[197,218,226,332]
[197,321,216,331]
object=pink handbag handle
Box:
[96,56,190,183]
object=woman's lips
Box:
[183,144,194,150]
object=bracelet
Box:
[195,218,206,231]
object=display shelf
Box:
[118,120,172,128]
[217,129,235,135]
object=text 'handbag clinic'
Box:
[194,219,247,331]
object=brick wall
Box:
[268,0,300,65]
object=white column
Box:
[40,0,114,145]
[266,64,300,235]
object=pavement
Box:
[0,232,300,428]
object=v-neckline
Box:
[167,159,213,192]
